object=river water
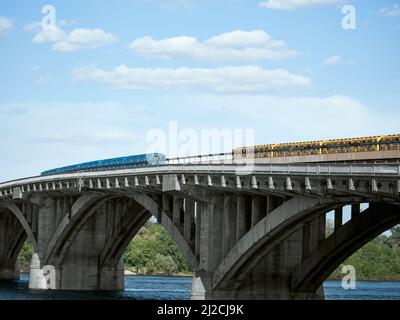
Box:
[0,274,400,300]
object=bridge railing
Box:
[1,162,400,193]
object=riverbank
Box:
[19,269,399,281]
[124,269,193,277]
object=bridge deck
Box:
[1,162,400,191]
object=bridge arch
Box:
[42,191,198,290]
[0,202,37,280]
[0,202,37,251]
[45,193,116,265]
[291,202,400,294]
[212,196,394,295]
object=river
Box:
[1,274,400,300]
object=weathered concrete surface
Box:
[292,203,400,294]
[190,275,206,300]
[0,162,399,299]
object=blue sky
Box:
[0,0,399,181]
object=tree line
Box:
[18,221,400,280]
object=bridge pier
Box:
[191,273,325,300]
[0,263,20,281]
[27,195,140,291]
[190,274,206,300]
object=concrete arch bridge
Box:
[0,162,399,299]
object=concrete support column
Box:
[302,222,310,259]
[308,214,326,253]
[199,202,213,271]
[266,196,274,214]
[55,199,64,229]
[212,195,224,269]
[251,196,266,227]
[190,196,226,300]
[334,207,343,230]
[99,257,124,290]
[236,194,247,242]
[318,214,326,242]
[34,196,56,255]
[0,263,20,281]
[351,203,360,220]
[267,196,283,214]
[190,201,215,299]
[31,205,38,236]
[195,202,201,261]
[223,194,237,255]
[173,197,184,231]
[162,194,172,219]
[190,274,206,300]
[184,199,195,249]
[28,253,47,289]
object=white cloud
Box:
[259,0,342,10]
[130,30,296,61]
[33,25,66,43]
[32,25,117,52]
[380,4,400,17]
[73,65,311,93]
[58,19,78,27]
[324,55,342,65]
[0,17,14,37]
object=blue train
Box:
[41,153,166,176]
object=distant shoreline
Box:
[124,270,193,277]
[124,272,400,281]
[18,270,400,281]
[19,269,193,277]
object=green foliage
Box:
[124,221,192,275]
[330,225,400,281]
[18,241,33,271]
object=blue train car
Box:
[41,153,166,176]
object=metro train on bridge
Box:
[236,133,400,158]
[41,153,166,176]
[41,134,400,176]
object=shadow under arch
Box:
[213,196,397,291]
[45,191,198,277]
[291,202,400,294]
[98,193,199,272]
[0,201,37,252]
[45,193,118,266]
[0,201,36,280]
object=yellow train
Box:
[235,134,400,159]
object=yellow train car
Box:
[234,134,400,163]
